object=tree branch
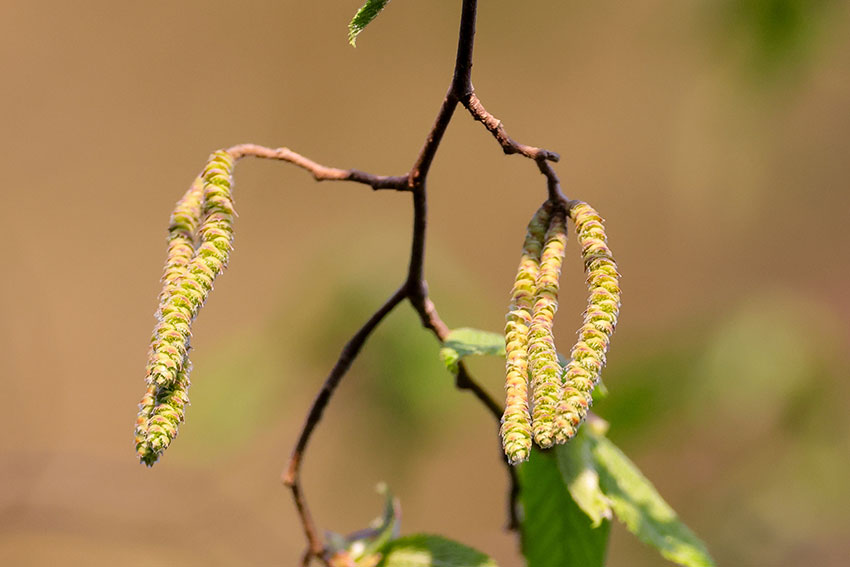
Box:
[280,0,570,560]
[451,0,478,98]
[282,286,407,565]
[462,93,561,163]
[536,158,571,206]
[408,91,458,189]
[404,292,521,530]
[227,143,409,191]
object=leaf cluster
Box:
[443,330,715,567]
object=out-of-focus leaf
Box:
[717,0,837,79]
[589,434,715,567]
[556,426,612,528]
[183,333,283,458]
[348,0,391,46]
[326,483,401,565]
[439,327,505,373]
[518,449,610,567]
[376,534,497,567]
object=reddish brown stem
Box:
[227,143,409,191]
[462,93,560,163]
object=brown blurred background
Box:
[2,0,849,565]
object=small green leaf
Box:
[518,449,610,567]
[439,328,505,373]
[376,534,497,567]
[589,434,715,567]
[556,427,612,528]
[326,483,401,564]
[348,0,391,46]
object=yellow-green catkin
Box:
[528,206,568,449]
[501,202,551,464]
[135,150,237,466]
[555,202,620,442]
[159,177,204,306]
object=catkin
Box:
[528,206,568,449]
[554,202,620,442]
[135,149,237,465]
[159,177,204,306]
[501,202,551,464]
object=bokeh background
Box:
[2,0,849,565]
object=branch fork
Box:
[275,1,571,563]
[225,2,566,564]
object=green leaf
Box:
[439,327,505,373]
[326,483,401,564]
[555,427,612,528]
[589,434,715,567]
[348,0,391,46]
[376,534,497,567]
[518,449,610,567]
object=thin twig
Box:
[536,158,570,205]
[409,293,503,420]
[282,286,407,564]
[459,93,568,205]
[405,292,521,528]
[462,94,560,163]
[408,91,458,189]
[227,143,409,191]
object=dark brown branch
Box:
[282,286,407,565]
[227,143,409,192]
[451,0,478,98]
[536,159,570,204]
[408,92,458,189]
[280,0,570,559]
[407,0,480,188]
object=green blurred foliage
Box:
[715,0,838,81]
[377,534,498,567]
[310,279,461,445]
[179,330,287,458]
[597,290,850,565]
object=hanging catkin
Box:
[501,202,551,464]
[527,206,568,449]
[554,202,620,442]
[135,150,237,465]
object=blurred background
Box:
[2,0,849,565]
